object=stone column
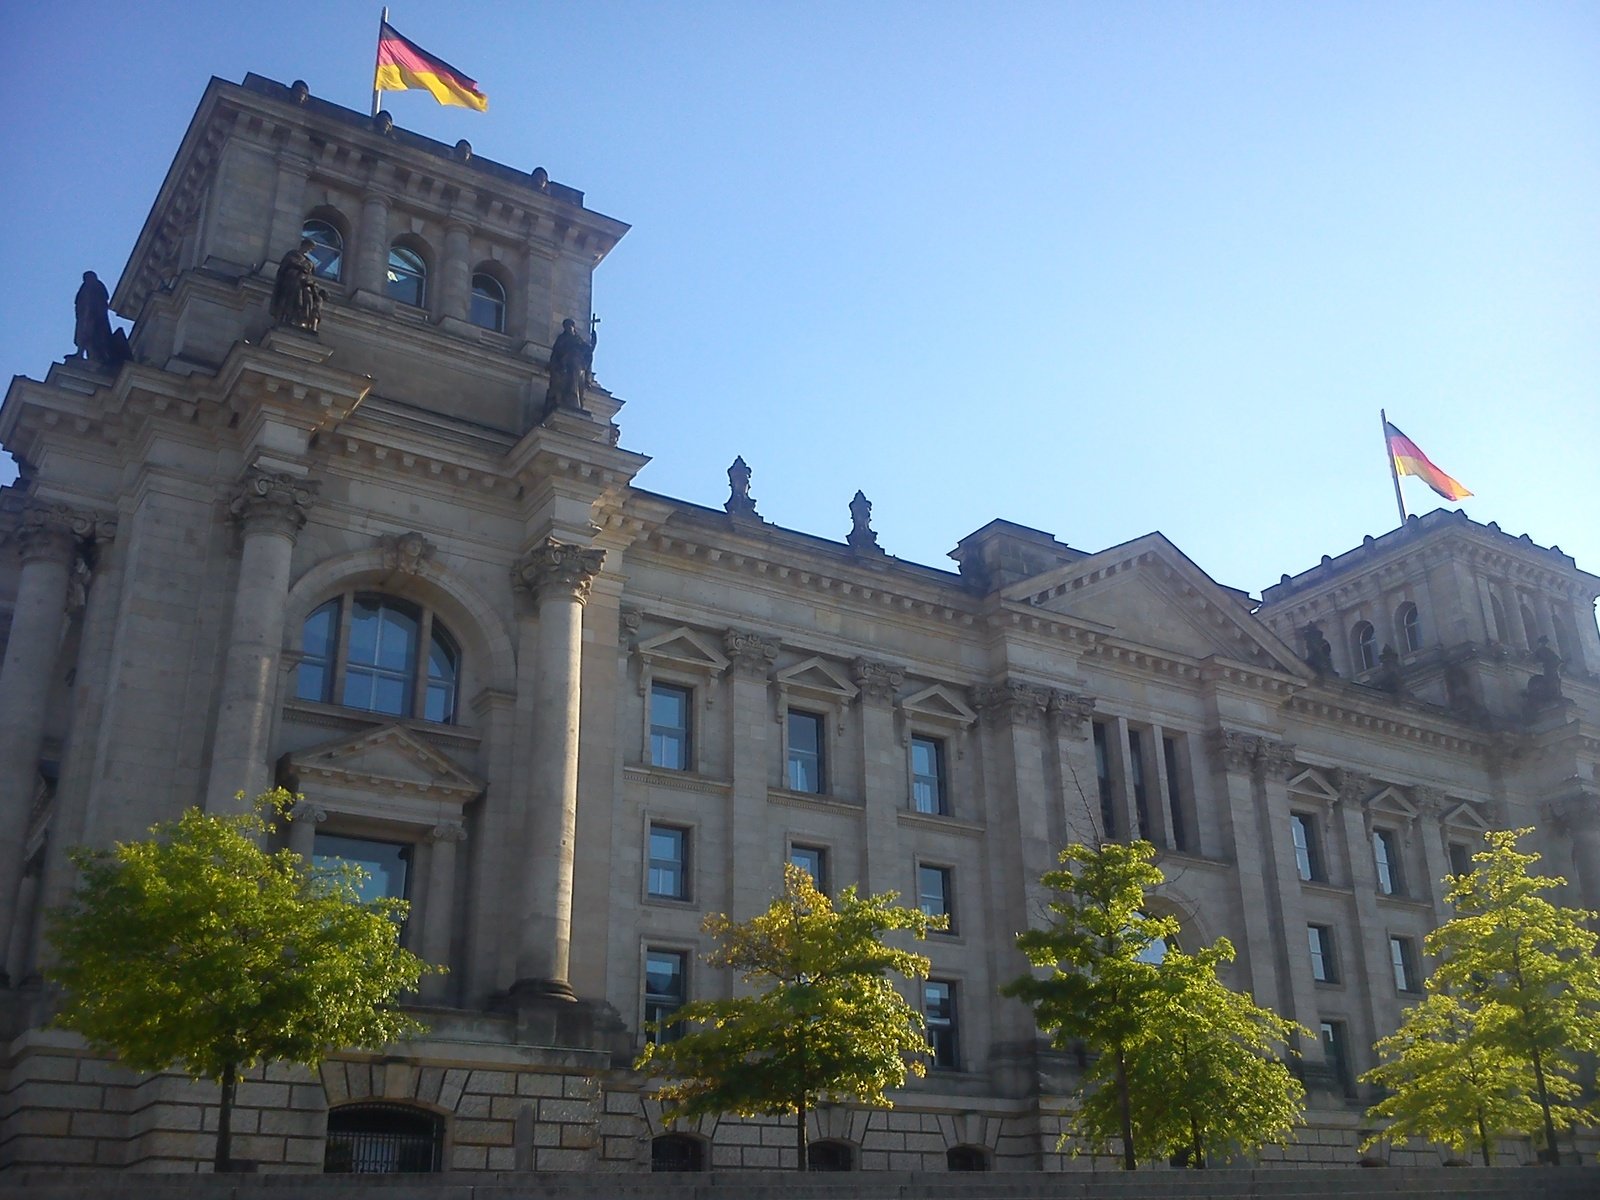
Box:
[1208,732,1287,1014]
[420,820,466,1002]
[1550,791,1600,912]
[509,538,604,999]
[0,504,95,982]
[354,191,392,296]
[1411,786,1455,928]
[1338,773,1400,1048]
[286,799,327,859]
[1047,691,1098,848]
[722,629,779,933]
[1255,739,1327,1061]
[852,658,904,896]
[440,220,472,322]
[206,470,316,812]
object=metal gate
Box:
[324,1103,442,1174]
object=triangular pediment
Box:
[284,723,484,803]
[775,656,858,700]
[1367,785,1419,819]
[1441,801,1491,832]
[1003,534,1306,674]
[1287,768,1340,803]
[899,684,978,727]
[637,626,730,674]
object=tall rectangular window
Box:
[1373,829,1404,895]
[644,949,687,1043]
[917,864,953,930]
[790,844,828,893]
[1162,735,1189,852]
[650,683,692,771]
[647,823,689,901]
[1093,722,1118,839]
[924,981,959,1070]
[1390,935,1420,993]
[1308,924,1337,983]
[1291,813,1323,882]
[910,735,947,815]
[1448,841,1474,880]
[1320,1020,1352,1093]
[1126,729,1152,840]
[313,834,411,905]
[787,710,826,793]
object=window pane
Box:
[790,846,825,891]
[787,711,825,793]
[469,274,505,331]
[386,246,426,306]
[314,834,410,905]
[374,606,418,671]
[650,684,691,771]
[648,825,687,900]
[425,631,456,723]
[644,949,686,1043]
[302,219,343,281]
[925,981,958,1070]
[1291,814,1314,881]
[911,736,945,814]
[918,865,950,922]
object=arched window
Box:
[296,594,459,723]
[807,1140,855,1171]
[324,1103,441,1173]
[1396,602,1421,654]
[1352,621,1377,672]
[470,272,506,332]
[1490,593,1508,643]
[1520,603,1539,649]
[651,1134,706,1172]
[386,244,427,307]
[302,218,344,281]
[947,1145,991,1171]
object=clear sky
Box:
[3,2,1597,602]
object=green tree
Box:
[1362,991,1541,1164]
[48,790,437,1172]
[1005,841,1305,1169]
[1393,828,1599,1164]
[634,863,941,1170]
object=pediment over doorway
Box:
[281,723,484,810]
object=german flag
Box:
[1385,421,1472,501]
[374,22,488,112]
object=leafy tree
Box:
[48,790,437,1172]
[635,863,941,1170]
[1362,992,1541,1164]
[1005,841,1305,1169]
[1376,828,1600,1165]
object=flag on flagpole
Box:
[1384,421,1472,501]
[374,21,488,112]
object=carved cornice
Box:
[851,657,905,705]
[17,503,114,565]
[973,680,1051,728]
[513,538,606,605]
[378,531,435,575]
[230,469,317,538]
[723,628,779,677]
[1047,690,1096,734]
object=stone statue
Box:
[73,271,115,363]
[725,456,758,518]
[847,490,881,553]
[1373,644,1407,696]
[544,316,597,416]
[1527,636,1564,706]
[1302,622,1336,676]
[270,238,325,333]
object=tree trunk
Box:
[1115,1046,1135,1170]
[1190,1114,1205,1169]
[796,1092,808,1171]
[1476,1105,1492,1166]
[1529,1041,1560,1165]
[214,1063,238,1173]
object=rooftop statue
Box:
[269,238,325,333]
[73,271,116,364]
[544,316,598,417]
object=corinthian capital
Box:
[1257,738,1298,781]
[723,628,779,677]
[973,680,1050,728]
[1048,690,1096,735]
[852,657,904,704]
[514,538,606,605]
[1210,729,1260,774]
[230,469,317,538]
[17,502,111,565]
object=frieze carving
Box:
[378,531,435,575]
[1047,690,1096,734]
[429,820,469,843]
[17,502,114,564]
[229,469,317,538]
[973,680,1051,727]
[851,657,904,704]
[513,538,606,605]
[723,628,779,677]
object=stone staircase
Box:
[0,1167,1595,1200]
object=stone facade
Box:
[0,73,1597,1174]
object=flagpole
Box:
[371,7,389,118]
[1381,408,1407,526]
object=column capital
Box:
[1210,728,1261,775]
[513,538,605,605]
[230,469,317,539]
[17,502,112,565]
[1257,737,1298,781]
[289,800,329,827]
[1547,786,1600,836]
[429,819,468,843]
[973,680,1050,728]
[1047,689,1096,735]
[1410,784,1448,817]
[851,657,904,705]
[723,628,779,677]
[1336,769,1373,806]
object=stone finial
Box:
[514,538,606,606]
[722,628,779,677]
[379,531,435,576]
[725,457,758,518]
[846,490,881,554]
[229,469,317,538]
[851,657,904,704]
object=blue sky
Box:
[3,2,1597,600]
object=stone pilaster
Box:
[440,220,472,322]
[1410,785,1455,925]
[722,628,779,929]
[509,539,604,999]
[420,820,467,1002]
[1338,771,1398,1055]
[852,658,904,895]
[0,503,108,984]
[1549,789,1600,912]
[353,191,393,298]
[1046,690,1099,847]
[206,469,317,811]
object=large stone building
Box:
[0,74,1596,1174]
